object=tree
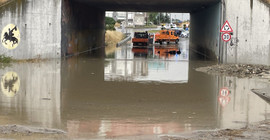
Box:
[164,13,170,23]
[105,17,116,30]
[183,24,187,30]
[157,13,170,24]
[148,12,159,25]
[159,13,165,23]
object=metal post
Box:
[126,12,128,34]
[235,16,239,63]
[225,42,227,63]
[159,13,161,25]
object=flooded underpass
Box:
[0,38,270,139]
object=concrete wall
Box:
[190,3,221,60]
[61,0,105,57]
[0,60,61,128]
[0,0,61,59]
[224,0,270,65]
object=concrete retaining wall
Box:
[0,0,61,59]
[61,0,105,57]
[224,0,270,65]
[190,3,221,60]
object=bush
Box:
[0,55,12,63]
[106,24,116,31]
[116,20,123,24]
[105,17,116,31]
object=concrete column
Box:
[189,3,221,61]
[61,0,105,58]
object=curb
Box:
[116,33,131,47]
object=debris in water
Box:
[196,64,270,78]
[0,125,66,134]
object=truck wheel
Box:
[159,41,162,45]
[167,42,170,44]
[175,39,179,44]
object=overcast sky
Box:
[171,13,190,21]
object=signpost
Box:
[220,21,234,33]
[218,87,231,107]
[220,20,233,42]
[222,33,231,42]
[218,96,231,107]
[220,88,230,97]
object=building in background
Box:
[171,13,190,21]
[106,12,190,27]
[106,11,146,27]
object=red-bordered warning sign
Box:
[221,33,232,42]
[218,96,231,107]
[220,21,233,33]
[220,88,230,97]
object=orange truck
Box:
[132,31,149,46]
[155,30,179,45]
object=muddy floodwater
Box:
[0,39,270,139]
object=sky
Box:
[171,13,190,21]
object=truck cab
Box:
[155,30,179,45]
[132,31,149,46]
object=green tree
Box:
[183,24,187,30]
[105,17,116,30]
[159,13,165,23]
[157,13,170,24]
[148,12,158,25]
[164,13,170,23]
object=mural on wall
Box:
[1,72,20,97]
[1,24,20,49]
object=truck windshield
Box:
[135,33,148,38]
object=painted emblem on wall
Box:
[1,72,20,97]
[1,24,20,49]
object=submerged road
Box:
[0,37,269,139]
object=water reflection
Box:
[0,58,269,139]
[0,60,61,128]
[67,120,183,138]
[216,77,270,129]
[62,58,270,138]
[111,44,188,61]
[1,71,20,97]
[105,44,189,83]
[104,60,189,83]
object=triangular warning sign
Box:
[220,21,233,32]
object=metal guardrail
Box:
[0,0,15,8]
[116,33,131,47]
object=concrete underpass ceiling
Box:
[73,0,220,13]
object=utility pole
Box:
[125,12,128,33]
[170,13,172,24]
[159,12,161,25]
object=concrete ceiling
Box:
[73,0,221,13]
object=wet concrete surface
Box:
[0,39,270,139]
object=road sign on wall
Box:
[220,21,233,33]
[1,24,20,50]
[220,21,233,42]
[221,33,231,42]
